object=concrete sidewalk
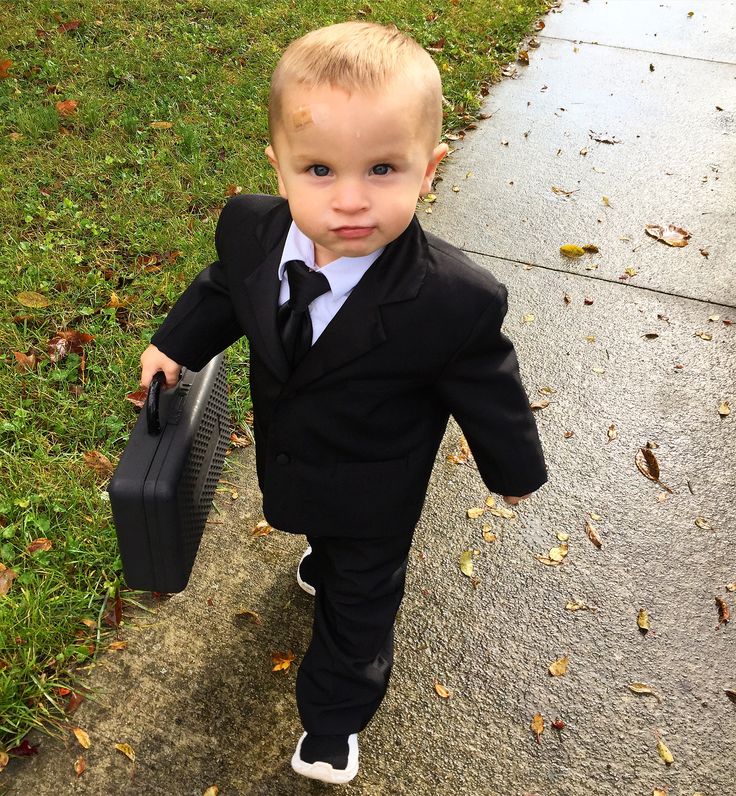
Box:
[5,1,735,794]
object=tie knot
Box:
[285,259,331,312]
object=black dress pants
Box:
[296,530,414,735]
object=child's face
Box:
[265,80,448,266]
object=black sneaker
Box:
[291,732,359,784]
[296,545,316,596]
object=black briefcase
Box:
[108,354,231,592]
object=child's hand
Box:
[502,493,531,506]
[140,344,182,390]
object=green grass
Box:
[0,0,549,752]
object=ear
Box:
[264,144,288,199]
[419,143,450,197]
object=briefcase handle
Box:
[146,371,167,436]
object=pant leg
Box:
[296,530,414,735]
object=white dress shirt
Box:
[277,222,384,345]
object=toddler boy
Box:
[140,21,546,785]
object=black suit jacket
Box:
[152,194,547,537]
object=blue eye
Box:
[310,165,330,177]
[372,164,392,176]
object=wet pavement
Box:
[5,1,735,794]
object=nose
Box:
[331,177,369,215]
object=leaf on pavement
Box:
[203,787,220,796]
[459,550,475,577]
[635,447,672,493]
[447,435,473,464]
[467,507,484,519]
[530,713,544,743]
[548,544,569,562]
[548,656,569,676]
[694,517,713,530]
[434,681,451,698]
[74,756,86,777]
[488,506,516,520]
[585,520,602,549]
[718,401,730,417]
[715,597,730,628]
[72,727,90,749]
[271,650,296,672]
[645,224,691,247]
[251,520,273,537]
[0,752,8,772]
[115,742,136,761]
[560,244,585,258]
[628,682,661,702]
[726,583,736,592]
[656,738,674,765]
[637,608,651,634]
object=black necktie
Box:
[278,259,331,368]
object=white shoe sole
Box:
[296,546,316,596]
[291,732,359,784]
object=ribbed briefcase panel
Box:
[109,355,231,592]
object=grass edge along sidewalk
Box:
[0,0,553,761]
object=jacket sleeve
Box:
[434,283,547,497]
[150,202,245,371]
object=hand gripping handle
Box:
[146,371,167,435]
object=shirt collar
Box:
[278,221,385,301]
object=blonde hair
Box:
[268,22,443,146]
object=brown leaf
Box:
[14,351,39,372]
[66,691,85,714]
[726,583,736,592]
[0,563,18,596]
[115,742,136,762]
[74,756,86,777]
[518,50,529,65]
[589,130,622,144]
[644,224,691,247]
[235,609,261,625]
[203,788,219,796]
[83,450,114,479]
[585,520,602,549]
[125,387,148,409]
[607,424,617,442]
[47,330,94,363]
[225,185,242,197]
[271,650,296,672]
[635,447,672,493]
[103,593,122,628]
[0,751,7,772]
[715,597,730,628]
[56,99,79,116]
[0,59,13,79]
[72,727,91,749]
[548,656,569,676]
[447,435,473,465]
[530,713,544,743]
[434,681,451,698]
[108,640,127,651]
[26,538,53,554]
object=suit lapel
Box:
[287,216,429,392]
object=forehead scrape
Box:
[291,106,314,130]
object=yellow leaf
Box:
[548,656,569,676]
[271,650,296,672]
[628,682,661,702]
[16,291,51,308]
[115,742,136,762]
[589,512,602,521]
[459,550,474,577]
[108,641,128,650]
[625,266,638,277]
[485,496,496,508]
[72,727,91,749]
[695,330,712,341]
[602,196,611,207]
[530,713,544,742]
[251,520,273,537]
[565,601,590,611]
[607,424,617,441]
[522,313,535,323]
[725,582,736,592]
[718,401,730,417]
[585,520,602,549]
[434,681,451,698]
[637,608,651,632]
[467,507,484,519]
[149,121,173,129]
[530,399,549,411]
[26,537,53,554]
[556,532,569,542]
[695,517,712,530]
[203,787,219,796]
[548,544,569,562]
[560,244,585,258]
[653,789,667,796]
[592,366,605,374]
[0,751,8,771]
[482,526,497,543]
[488,507,515,520]
[656,738,674,764]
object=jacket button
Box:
[276,453,291,465]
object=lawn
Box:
[0,0,549,754]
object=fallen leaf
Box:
[718,401,730,417]
[251,520,273,537]
[582,243,599,253]
[628,682,662,702]
[108,641,127,651]
[13,351,39,372]
[84,450,114,479]
[482,527,497,543]
[607,424,617,442]
[535,555,561,567]
[635,447,672,493]
[585,520,602,549]
[518,50,529,65]
[653,789,667,796]
[522,313,535,323]
[726,583,736,592]
[488,507,515,520]
[434,681,451,698]
[715,597,730,628]
[656,738,674,765]
[0,59,13,79]
[467,507,484,519]
[0,563,18,596]
[565,600,591,611]
[26,538,53,554]
[637,608,651,634]
[149,121,173,129]
[66,691,85,714]
[560,244,585,258]
[271,650,296,672]
[530,713,544,743]
[694,330,712,341]
[459,550,475,577]
[645,224,691,247]
[115,742,136,762]
[563,430,574,439]
[695,517,713,530]
[74,756,86,777]
[548,656,569,676]
[485,496,496,508]
[56,99,79,116]
[589,131,622,144]
[203,787,219,796]
[563,294,572,304]
[235,609,261,625]
[548,544,569,562]
[72,727,91,749]
[530,399,549,411]
[58,19,81,33]
[0,752,8,771]
[556,532,569,542]
[7,740,38,756]
[47,330,94,363]
[602,196,611,207]
[447,435,473,464]
[551,186,576,196]
[16,291,51,308]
